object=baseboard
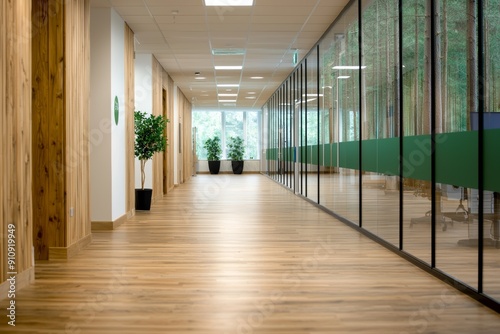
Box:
[91,213,128,231]
[48,233,92,260]
[196,171,261,174]
[0,266,35,299]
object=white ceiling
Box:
[90,0,350,111]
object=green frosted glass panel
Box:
[311,145,320,165]
[286,147,294,162]
[339,141,359,170]
[267,148,277,160]
[361,138,399,175]
[436,131,478,189]
[300,146,309,163]
[322,144,330,166]
[484,129,500,192]
[331,144,338,167]
[402,135,432,181]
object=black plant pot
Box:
[135,188,153,210]
[231,160,244,174]
[208,160,221,174]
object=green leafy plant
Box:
[134,110,169,189]
[227,136,245,161]
[203,136,222,161]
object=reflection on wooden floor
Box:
[1,174,500,333]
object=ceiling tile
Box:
[93,0,350,111]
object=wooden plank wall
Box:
[179,89,193,184]
[163,72,175,193]
[125,23,135,216]
[152,56,164,202]
[64,0,91,249]
[32,0,91,260]
[32,0,66,260]
[0,0,34,285]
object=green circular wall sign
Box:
[114,96,119,125]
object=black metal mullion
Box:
[430,0,437,268]
[280,86,283,183]
[305,58,308,197]
[317,45,321,204]
[358,0,363,228]
[398,0,404,251]
[290,75,293,191]
[477,0,485,293]
[292,76,295,190]
[301,64,304,195]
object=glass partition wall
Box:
[264,0,500,312]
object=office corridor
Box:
[2,174,500,333]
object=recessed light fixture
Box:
[218,94,238,97]
[195,77,206,80]
[250,76,263,79]
[245,97,256,99]
[218,99,237,102]
[205,0,254,6]
[338,76,350,79]
[248,92,256,95]
[212,48,246,56]
[217,84,239,87]
[215,66,243,70]
[332,65,367,70]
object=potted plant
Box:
[203,136,222,174]
[134,110,169,210]
[227,136,245,174]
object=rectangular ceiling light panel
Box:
[212,48,246,56]
[205,0,254,6]
[217,84,239,87]
[215,66,243,70]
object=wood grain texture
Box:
[32,0,91,260]
[1,174,500,333]
[1,0,33,285]
[32,0,66,260]
[0,0,4,284]
[125,23,135,216]
[64,0,91,248]
[152,56,164,202]
[180,88,193,184]
[163,72,175,194]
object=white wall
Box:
[134,54,154,189]
[89,7,127,222]
[173,84,180,184]
[90,7,112,222]
[110,9,126,220]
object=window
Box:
[193,110,261,160]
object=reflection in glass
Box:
[435,1,478,288]
[401,0,431,264]
[305,50,319,203]
[361,0,400,246]
[483,0,500,301]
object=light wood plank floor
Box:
[2,174,500,333]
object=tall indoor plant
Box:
[134,110,169,210]
[227,136,245,174]
[203,136,222,174]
